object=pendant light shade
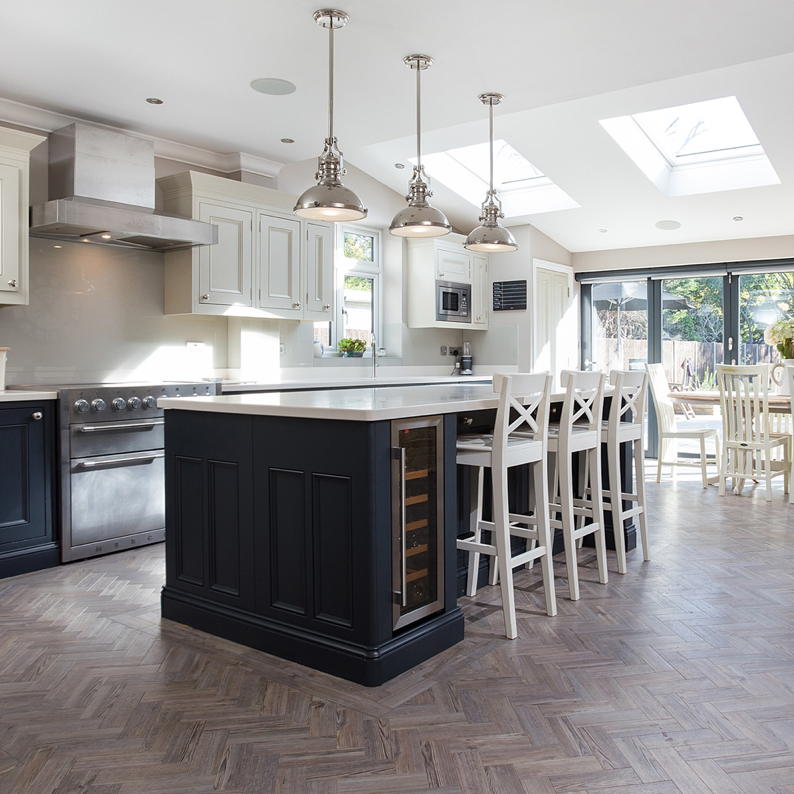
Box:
[465,93,518,253]
[294,9,367,222]
[389,55,451,238]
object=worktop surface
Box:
[159,383,572,422]
[0,390,58,402]
[221,374,491,393]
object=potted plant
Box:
[338,337,368,357]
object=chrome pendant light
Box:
[294,9,367,222]
[389,55,451,238]
[465,93,518,253]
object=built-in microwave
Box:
[436,281,471,322]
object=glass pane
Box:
[343,231,374,262]
[313,322,330,347]
[633,96,760,163]
[399,425,439,617]
[739,271,794,365]
[591,281,648,374]
[661,276,724,456]
[341,275,374,347]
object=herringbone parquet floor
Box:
[2,475,794,793]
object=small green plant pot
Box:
[345,351,365,358]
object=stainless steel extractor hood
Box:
[29,123,217,250]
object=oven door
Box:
[69,450,165,549]
[70,418,164,457]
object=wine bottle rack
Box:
[391,416,444,631]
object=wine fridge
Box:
[391,415,445,630]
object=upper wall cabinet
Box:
[0,128,46,307]
[159,172,333,321]
[406,235,490,330]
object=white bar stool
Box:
[456,373,557,639]
[548,370,608,601]
[599,370,650,573]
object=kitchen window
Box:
[313,225,382,354]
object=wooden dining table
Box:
[668,390,793,413]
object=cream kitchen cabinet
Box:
[160,171,333,322]
[470,254,489,329]
[406,235,489,330]
[0,128,46,306]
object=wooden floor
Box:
[2,475,794,794]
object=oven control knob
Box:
[142,395,157,409]
[73,399,90,414]
[127,396,142,410]
[111,397,126,411]
[91,398,106,413]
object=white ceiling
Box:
[3,0,794,251]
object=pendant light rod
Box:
[488,97,494,194]
[328,22,334,140]
[415,63,421,169]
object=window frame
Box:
[317,224,383,355]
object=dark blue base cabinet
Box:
[0,401,58,578]
[162,411,464,687]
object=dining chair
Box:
[645,363,720,488]
[716,364,791,502]
[456,373,557,639]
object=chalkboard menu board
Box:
[492,280,527,311]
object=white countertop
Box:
[160,383,571,422]
[221,374,492,393]
[0,389,58,402]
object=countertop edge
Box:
[0,390,59,402]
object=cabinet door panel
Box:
[0,405,49,551]
[0,163,20,295]
[197,201,253,307]
[258,214,301,314]
[435,249,471,283]
[471,255,489,328]
[304,223,333,320]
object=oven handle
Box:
[77,420,164,433]
[73,452,164,471]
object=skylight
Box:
[417,140,579,217]
[600,96,779,197]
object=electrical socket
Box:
[440,345,448,356]
[448,347,461,358]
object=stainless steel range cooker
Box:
[20,381,219,562]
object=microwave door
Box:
[442,290,460,314]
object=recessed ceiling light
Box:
[100,233,112,240]
[250,78,296,96]
[145,97,164,105]
[81,238,91,243]
[53,244,62,249]
[394,162,405,169]
[655,219,681,230]
[280,137,295,144]
[598,227,608,233]
[732,215,744,222]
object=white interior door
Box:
[534,261,577,387]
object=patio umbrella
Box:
[593,282,691,363]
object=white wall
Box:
[572,234,794,272]
[476,224,573,370]
[0,237,228,385]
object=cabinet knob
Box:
[201,293,210,302]
[8,279,17,288]
[292,302,301,309]
[322,303,331,311]
[31,411,43,421]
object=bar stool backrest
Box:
[559,370,606,434]
[608,370,648,428]
[646,363,677,434]
[492,372,553,458]
[717,363,772,445]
